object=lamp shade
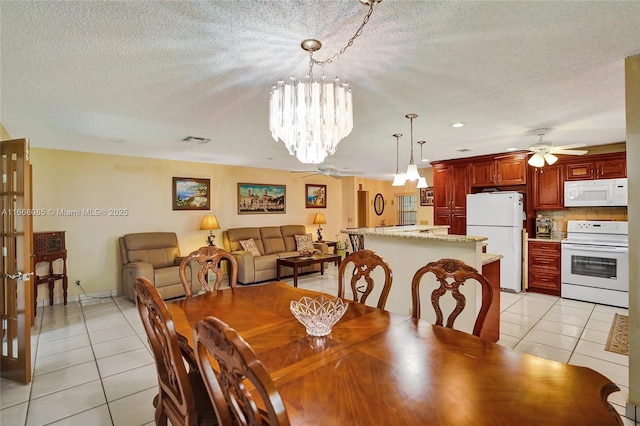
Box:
[313,213,327,225]
[527,153,545,168]
[392,173,407,186]
[405,163,420,181]
[199,214,221,231]
[416,176,428,189]
[544,153,558,165]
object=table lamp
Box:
[313,213,326,242]
[200,214,220,246]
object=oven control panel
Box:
[566,220,628,235]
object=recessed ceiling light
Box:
[451,122,465,128]
[182,136,211,144]
[506,147,518,152]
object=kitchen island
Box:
[343,226,500,340]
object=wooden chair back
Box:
[179,246,238,297]
[194,316,291,426]
[411,258,493,337]
[134,277,215,426]
[338,249,393,309]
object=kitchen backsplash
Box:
[536,207,627,238]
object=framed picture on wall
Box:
[172,177,210,210]
[420,187,434,206]
[305,184,327,208]
[237,183,286,214]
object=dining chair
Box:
[194,316,291,426]
[411,258,493,337]
[179,246,238,297]
[338,249,393,309]
[134,277,217,426]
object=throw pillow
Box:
[239,238,261,257]
[294,234,316,253]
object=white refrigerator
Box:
[466,192,525,293]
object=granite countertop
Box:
[528,237,565,243]
[482,253,503,265]
[341,226,486,243]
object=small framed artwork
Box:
[305,184,327,208]
[172,177,210,210]
[238,183,286,214]
[420,187,434,206]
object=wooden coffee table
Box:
[276,253,341,287]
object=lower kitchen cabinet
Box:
[528,240,561,296]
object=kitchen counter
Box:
[482,253,503,265]
[528,237,564,243]
[343,226,485,243]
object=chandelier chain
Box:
[308,1,378,75]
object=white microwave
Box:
[564,178,627,207]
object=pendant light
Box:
[404,113,421,181]
[392,133,406,186]
[416,140,428,189]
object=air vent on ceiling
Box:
[182,136,211,144]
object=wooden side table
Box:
[33,232,68,313]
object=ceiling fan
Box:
[527,129,588,167]
[291,164,365,179]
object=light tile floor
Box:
[1,264,636,425]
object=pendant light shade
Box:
[416,140,428,188]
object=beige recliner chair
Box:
[120,232,201,301]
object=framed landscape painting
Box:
[420,187,434,206]
[305,184,327,208]
[238,183,286,214]
[172,177,210,210]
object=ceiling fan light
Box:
[392,173,407,186]
[528,153,545,168]
[416,176,428,189]
[544,153,558,165]
[405,163,420,181]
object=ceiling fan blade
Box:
[550,149,588,155]
[330,175,344,179]
[552,143,587,150]
[297,172,321,179]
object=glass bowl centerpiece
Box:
[290,295,348,336]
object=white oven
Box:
[561,221,628,308]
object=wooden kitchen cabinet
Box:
[565,152,626,181]
[528,240,561,296]
[432,161,469,235]
[470,153,527,187]
[531,164,564,210]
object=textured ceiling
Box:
[2,1,639,180]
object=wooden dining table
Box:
[166,282,622,425]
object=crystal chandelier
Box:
[269,0,382,164]
[404,113,421,181]
[416,140,428,188]
[392,133,406,186]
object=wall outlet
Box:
[75,280,81,286]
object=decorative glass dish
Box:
[290,295,348,336]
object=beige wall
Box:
[625,54,639,415]
[29,148,352,300]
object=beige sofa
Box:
[119,232,202,300]
[222,225,328,284]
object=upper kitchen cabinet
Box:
[432,160,470,235]
[470,153,528,187]
[565,152,626,181]
[531,163,564,210]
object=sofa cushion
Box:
[253,254,279,272]
[260,227,286,255]
[226,228,264,254]
[240,239,261,257]
[281,225,308,252]
[294,234,315,253]
[154,265,181,287]
[122,232,180,268]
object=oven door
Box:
[561,243,629,291]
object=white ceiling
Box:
[2,1,639,180]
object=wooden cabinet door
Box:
[433,208,452,227]
[565,162,595,181]
[532,165,564,210]
[450,163,470,209]
[470,160,495,187]
[496,156,527,185]
[528,240,561,296]
[432,166,451,210]
[596,158,626,178]
[450,209,467,235]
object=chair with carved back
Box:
[411,258,493,337]
[179,246,238,297]
[194,316,291,426]
[134,277,217,426]
[338,249,393,309]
